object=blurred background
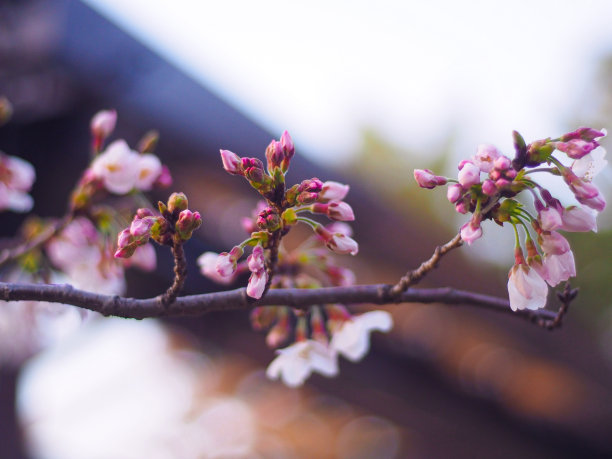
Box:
[1,0,612,457]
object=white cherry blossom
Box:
[266,340,338,387]
[330,311,393,362]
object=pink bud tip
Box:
[90,109,117,138]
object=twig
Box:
[533,282,577,330]
[389,233,463,297]
[0,215,73,269]
[1,281,566,327]
[158,241,187,306]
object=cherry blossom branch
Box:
[389,233,463,297]
[0,215,73,269]
[0,280,569,327]
[158,241,187,306]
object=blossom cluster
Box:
[71,110,171,211]
[194,132,391,386]
[200,219,392,387]
[414,127,608,311]
[208,131,358,300]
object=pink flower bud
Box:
[538,207,563,232]
[560,127,606,142]
[117,228,132,249]
[577,191,606,212]
[247,245,266,273]
[326,201,355,221]
[460,219,482,245]
[561,206,597,232]
[220,149,242,175]
[299,178,324,193]
[216,246,243,277]
[280,130,294,158]
[481,179,497,196]
[413,169,447,189]
[130,217,154,238]
[246,270,268,299]
[317,226,359,255]
[320,181,348,201]
[539,231,570,255]
[493,155,512,171]
[447,184,463,203]
[265,140,284,170]
[90,109,117,139]
[555,139,599,159]
[542,251,576,286]
[455,201,468,214]
[495,178,511,188]
[198,252,236,285]
[457,161,480,188]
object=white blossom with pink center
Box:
[266,339,338,387]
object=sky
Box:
[80,0,612,166]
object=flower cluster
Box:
[414,127,607,311]
[115,192,202,259]
[71,110,171,211]
[206,131,358,300]
[200,216,392,387]
[0,151,36,213]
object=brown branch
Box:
[534,282,577,330]
[390,233,463,297]
[158,241,187,306]
[1,281,568,327]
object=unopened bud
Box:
[90,109,117,139]
[256,207,281,231]
[265,140,283,171]
[176,210,202,240]
[220,149,243,175]
[167,192,188,214]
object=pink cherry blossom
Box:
[330,311,393,362]
[326,201,355,221]
[91,140,140,194]
[507,263,548,311]
[327,233,359,255]
[538,207,563,232]
[560,206,598,232]
[266,340,338,387]
[135,154,162,190]
[320,181,349,201]
[542,251,576,287]
[473,144,501,172]
[571,148,607,181]
[246,270,267,299]
[539,231,570,255]
[460,219,482,245]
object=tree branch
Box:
[390,233,463,296]
[0,281,567,328]
[158,241,187,306]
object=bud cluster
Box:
[115,192,202,259]
[414,127,608,311]
[209,132,358,300]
